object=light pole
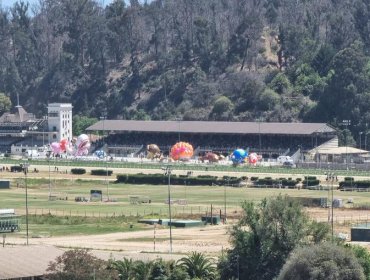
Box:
[162,165,173,253]
[342,120,351,169]
[224,178,228,224]
[22,163,30,245]
[100,114,109,201]
[360,132,363,150]
[48,152,51,200]
[365,123,368,151]
[176,118,181,142]
[106,158,110,201]
[326,172,335,241]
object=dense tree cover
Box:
[0,93,12,115]
[2,0,370,142]
[46,250,216,280]
[347,244,370,280]
[217,195,330,280]
[46,249,118,279]
[72,115,98,136]
[277,243,365,280]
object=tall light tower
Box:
[162,165,173,253]
[100,114,109,201]
[325,172,336,241]
[22,163,30,245]
[342,120,351,170]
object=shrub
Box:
[71,168,86,175]
[10,165,23,172]
[91,169,113,176]
[301,179,320,187]
[116,173,245,186]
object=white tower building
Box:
[47,103,73,142]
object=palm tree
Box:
[112,258,135,280]
[133,260,153,280]
[177,252,217,280]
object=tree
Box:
[256,88,280,111]
[112,258,136,280]
[0,93,12,115]
[45,249,118,280]
[347,244,370,280]
[269,72,291,94]
[178,252,217,280]
[210,96,234,120]
[72,115,98,136]
[278,243,365,280]
[218,195,329,280]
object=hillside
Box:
[0,0,370,145]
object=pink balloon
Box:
[50,142,61,155]
[249,153,258,164]
[74,134,91,156]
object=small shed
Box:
[0,180,10,189]
[351,223,370,242]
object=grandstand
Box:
[0,104,48,154]
[86,120,337,159]
[0,103,72,155]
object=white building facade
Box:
[47,103,73,142]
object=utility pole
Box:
[342,120,351,170]
[162,165,173,253]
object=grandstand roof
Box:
[0,105,36,123]
[86,120,336,136]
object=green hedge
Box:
[71,168,86,175]
[253,177,299,188]
[116,173,244,186]
[339,180,370,189]
[301,179,320,187]
[344,177,354,181]
[91,169,113,176]
[10,165,23,172]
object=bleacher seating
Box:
[101,131,332,158]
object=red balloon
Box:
[170,142,193,160]
[59,139,68,152]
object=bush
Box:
[339,180,370,189]
[301,179,320,187]
[116,173,244,186]
[10,165,23,172]
[251,177,259,181]
[91,169,113,176]
[253,177,298,188]
[71,168,86,175]
[345,177,354,181]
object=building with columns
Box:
[47,103,73,143]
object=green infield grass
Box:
[2,176,370,237]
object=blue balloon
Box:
[231,149,248,164]
[94,150,106,159]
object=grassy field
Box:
[3,176,370,238]
[1,157,370,239]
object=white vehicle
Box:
[277,156,293,164]
[24,150,40,158]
